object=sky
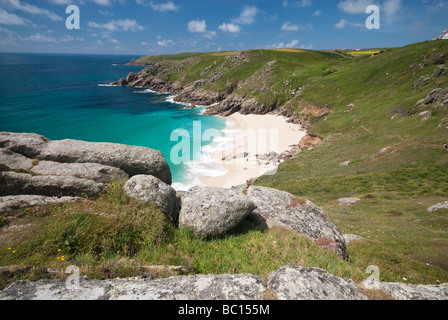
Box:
[0,0,447,55]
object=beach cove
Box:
[201,112,307,189]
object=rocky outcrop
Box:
[32,161,129,184]
[0,133,171,184]
[0,149,33,171]
[432,65,446,78]
[427,201,448,212]
[124,175,179,221]
[268,265,367,300]
[149,273,266,300]
[245,186,293,219]
[0,132,49,158]
[0,195,80,215]
[179,186,256,237]
[111,54,273,118]
[366,281,448,300]
[414,87,448,111]
[268,205,347,259]
[412,76,430,89]
[0,273,266,300]
[2,264,447,300]
[203,94,269,117]
[0,172,105,198]
[343,234,365,245]
[0,132,172,212]
[298,134,323,151]
[39,139,171,184]
[244,186,347,259]
[337,197,361,206]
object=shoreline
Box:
[107,81,307,190]
[201,112,307,189]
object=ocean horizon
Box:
[0,52,231,189]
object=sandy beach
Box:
[202,112,307,189]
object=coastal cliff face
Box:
[111,49,341,129]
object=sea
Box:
[0,53,236,190]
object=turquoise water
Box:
[0,53,227,187]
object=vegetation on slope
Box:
[257,40,448,282]
[134,48,351,109]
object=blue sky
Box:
[0,0,447,55]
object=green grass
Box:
[2,178,448,291]
[256,40,448,283]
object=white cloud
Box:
[335,18,347,28]
[338,0,375,14]
[1,0,63,21]
[88,19,144,32]
[270,39,299,49]
[232,6,258,25]
[47,0,73,4]
[382,0,402,16]
[203,31,217,39]
[188,19,207,32]
[0,9,31,25]
[281,22,311,31]
[282,22,299,31]
[25,32,57,42]
[218,22,241,33]
[273,42,285,49]
[59,35,84,42]
[148,1,179,12]
[286,39,299,47]
[313,10,322,16]
[99,9,115,17]
[283,0,313,8]
[93,0,113,6]
[157,39,174,46]
[337,0,402,18]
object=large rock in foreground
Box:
[246,186,294,218]
[366,281,448,300]
[0,172,105,198]
[179,186,256,237]
[267,206,347,259]
[0,195,80,215]
[32,161,129,184]
[124,175,179,221]
[268,265,367,300]
[39,139,171,184]
[0,149,33,171]
[245,186,347,259]
[0,132,172,185]
[0,132,49,158]
[0,274,266,300]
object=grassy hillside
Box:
[257,40,448,281]
[134,48,351,108]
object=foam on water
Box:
[166,95,192,107]
[173,118,242,191]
